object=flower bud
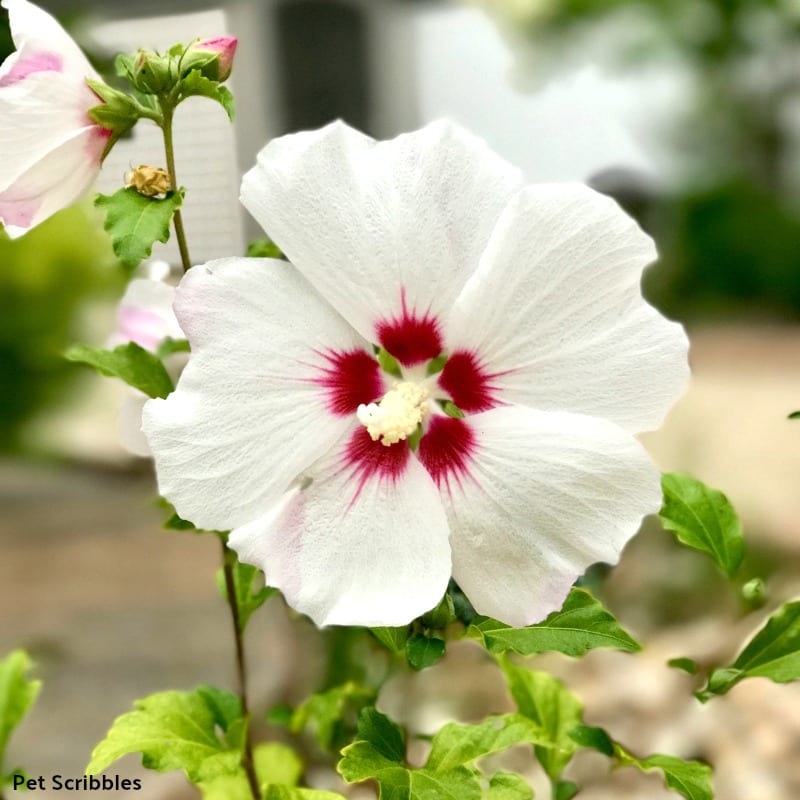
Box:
[131,50,174,94]
[182,37,238,82]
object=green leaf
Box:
[668,658,700,675]
[156,337,190,359]
[568,723,614,756]
[246,238,284,259]
[87,686,244,782]
[426,713,549,771]
[788,410,800,419]
[0,651,40,780]
[180,70,235,120]
[422,594,456,629]
[356,707,405,762]
[65,342,174,399]
[486,772,533,800]
[339,708,482,800]
[406,635,446,671]
[289,682,376,752]
[554,781,580,800]
[615,746,713,800]
[468,588,641,657]
[165,512,197,531]
[502,661,583,780]
[264,788,347,800]
[95,187,184,270]
[216,555,276,632]
[370,626,409,654]
[659,473,744,578]
[697,600,800,701]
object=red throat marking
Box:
[418,415,476,493]
[376,291,442,366]
[314,349,383,416]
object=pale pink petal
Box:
[229,427,451,627]
[108,279,182,351]
[240,120,523,363]
[0,124,108,237]
[1,0,98,80]
[0,73,103,192]
[420,406,661,627]
[442,183,689,432]
[143,258,387,531]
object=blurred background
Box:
[1,1,800,798]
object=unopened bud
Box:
[125,165,172,197]
[132,50,173,94]
[182,37,238,82]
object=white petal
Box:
[229,427,451,627]
[118,391,151,457]
[143,258,386,531]
[0,124,105,236]
[423,406,661,627]
[241,120,523,355]
[442,183,689,432]
[1,0,97,80]
[108,278,182,351]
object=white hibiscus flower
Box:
[143,120,689,628]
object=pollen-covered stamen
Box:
[357,381,430,446]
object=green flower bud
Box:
[181,37,238,82]
[132,50,174,94]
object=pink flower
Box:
[143,121,689,628]
[0,0,110,237]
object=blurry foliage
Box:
[487,0,800,319]
[0,208,122,453]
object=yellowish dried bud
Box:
[124,165,172,197]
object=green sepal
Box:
[554,781,580,800]
[215,553,276,633]
[0,651,41,785]
[87,686,246,783]
[370,626,409,654]
[86,79,142,140]
[179,70,235,121]
[468,587,641,657]
[131,50,175,94]
[65,342,173,398]
[439,400,465,419]
[95,187,184,270]
[697,600,800,701]
[287,682,376,752]
[376,348,402,378]
[659,473,744,578]
[426,353,447,375]
[421,594,456,630]
[405,635,446,671]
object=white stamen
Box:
[357,381,430,446]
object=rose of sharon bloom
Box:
[0,0,110,237]
[110,278,183,457]
[143,120,689,628]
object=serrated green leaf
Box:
[164,512,197,531]
[180,70,235,120]
[569,723,614,756]
[486,771,532,800]
[0,651,40,781]
[668,658,700,675]
[289,682,376,752]
[406,635,446,671]
[426,713,549,771]
[615,746,713,800]
[87,686,244,782]
[468,588,640,657]
[339,708,482,800]
[264,788,347,800]
[370,626,409,654]
[216,555,276,633]
[697,601,800,701]
[502,662,583,780]
[660,473,744,578]
[95,187,184,269]
[554,780,579,800]
[66,342,174,398]
[356,707,405,762]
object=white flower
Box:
[143,120,689,628]
[0,0,110,237]
[110,278,183,457]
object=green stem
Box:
[221,538,260,799]
[160,105,192,273]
